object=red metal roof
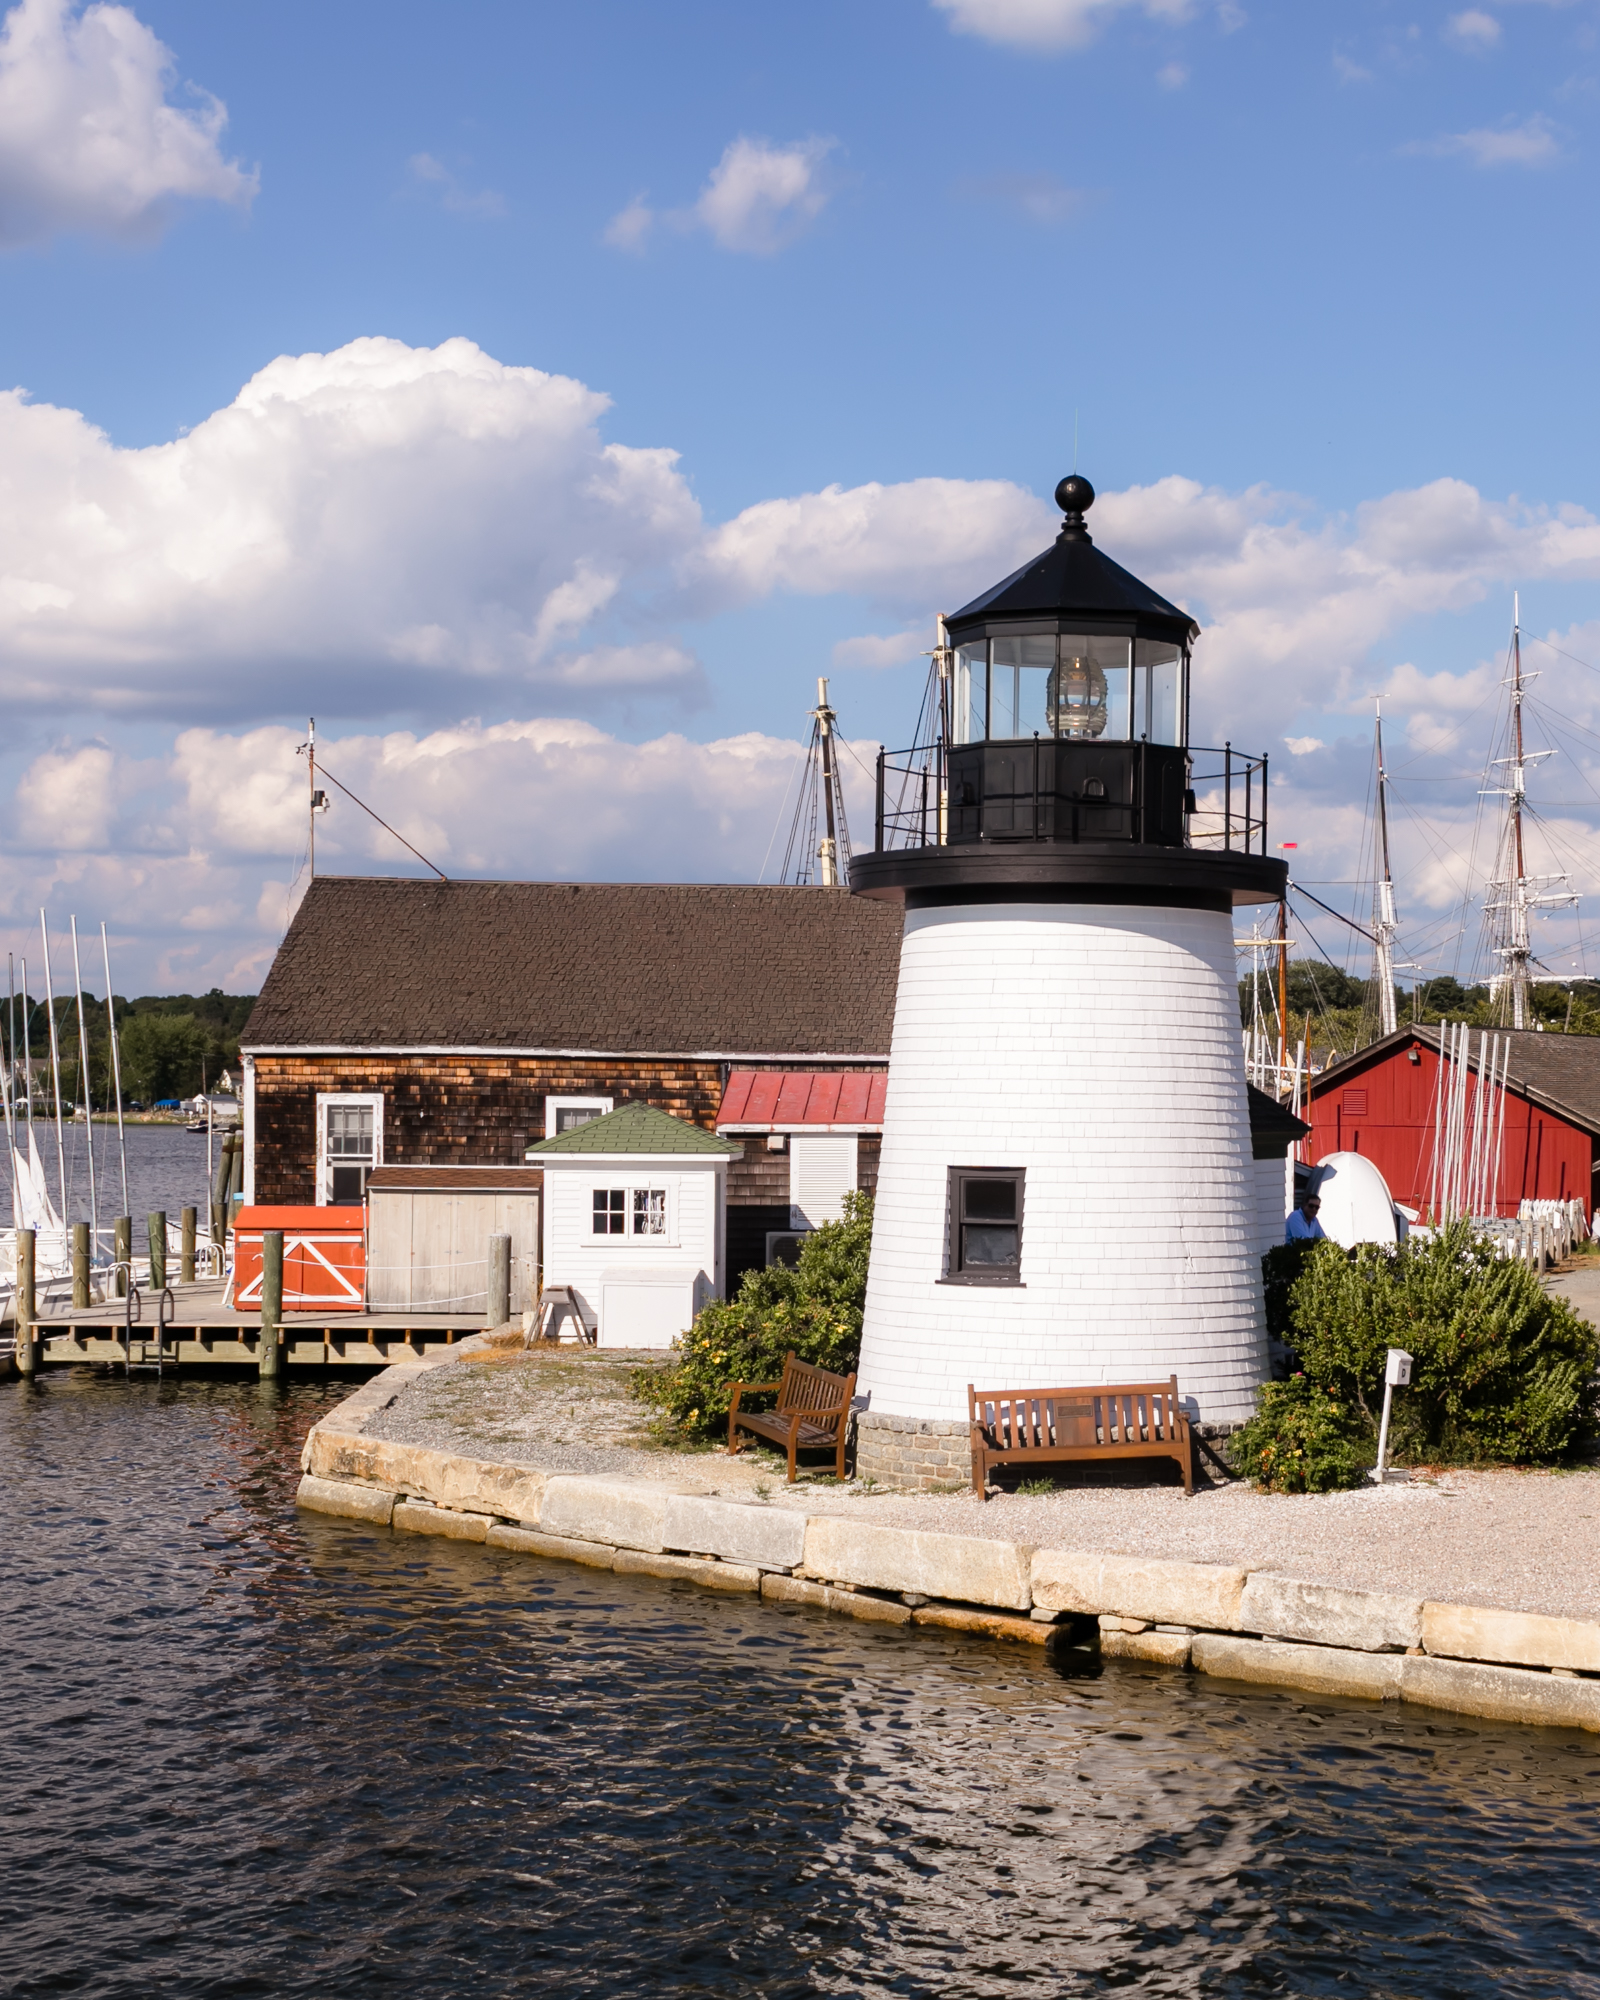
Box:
[717,1069,887,1131]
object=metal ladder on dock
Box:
[121,1278,177,1377]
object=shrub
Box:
[634,1192,872,1439]
[1283,1222,1600,1466]
[1261,1240,1319,1343]
[1230,1374,1370,1493]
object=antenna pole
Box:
[1372,698,1399,1037]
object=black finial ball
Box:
[1055,474,1095,516]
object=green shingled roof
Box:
[525,1100,739,1157]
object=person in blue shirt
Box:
[1285,1194,1325,1244]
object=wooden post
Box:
[487,1231,511,1328]
[258,1228,284,1380]
[16,1227,36,1377]
[210,1201,226,1261]
[148,1211,167,1292]
[72,1220,90,1309]
[181,1206,197,1284]
[114,1215,131,1299]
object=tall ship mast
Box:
[1483,595,1575,1028]
[1371,698,1399,1038]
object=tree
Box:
[117,1013,209,1104]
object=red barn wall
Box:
[1306,1039,1595,1219]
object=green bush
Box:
[1261,1240,1319,1341]
[634,1192,872,1439]
[1283,1223,1600,1467]
[1230,1374,1369,1493]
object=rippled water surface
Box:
[3,1373,1598,1999]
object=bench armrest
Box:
[728,1381,782,1420]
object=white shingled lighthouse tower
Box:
[849,474,1285,1461]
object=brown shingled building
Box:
[240,877,901,1287]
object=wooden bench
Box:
[728,1352,857,1482]
[968,1376,1194,1499]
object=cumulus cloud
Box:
[0,0,254,247]
[605,136,837,256]
[2,715,869,989]
[1445,9,1501,50]
[931,0,1192,53]
[1407,113,1560,165]
[408,152,504,218]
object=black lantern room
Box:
[852,474,1285,910]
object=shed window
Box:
[946,1168,1025,1284]
[632,1189,667,1236]
[1342,1090,1368,1115]
[547,1095,613,1138]
[317,1093,382,1206]
[593,1189,626,1235]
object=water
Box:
[1,1120,219,1230]
[3,1374,1598,2000]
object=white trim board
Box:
[243,1043,891,1062]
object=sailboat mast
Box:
[1507,599,1531,1029]
[815,678,839,887]
[309,716,317,880]
[101,923,129,1218]
[1372,699,1399,1037]
[39,912,67,1227]
[70,918,98,1260]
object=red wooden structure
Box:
[233,1206,366,1312]
[1305,1028,1599,1221]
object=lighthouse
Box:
[849,474,1286,1483]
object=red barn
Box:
[1305,1026,1600,1221]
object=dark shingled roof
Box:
[243,878,903,1055]
[1247,1083,1311,1158]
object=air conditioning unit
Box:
[765,1230,810,1270]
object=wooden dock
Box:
[32,1280,482,1370]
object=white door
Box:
[789,1134,858,1229]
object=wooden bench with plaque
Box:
[967,1376,1194,1499]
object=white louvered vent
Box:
[789,1133,858,1229]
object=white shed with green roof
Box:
[525,1102,739,1347]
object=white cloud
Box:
[689,136,835,254]
[931,0,1192,53]
[0,0,254,248]
[832,625,932,671]
[1445,9,1501,49]
[961,171,1085,223]
[1157,59,1189,87]
[1407,113,1559,165]
[1333,52,1373,82]
[1284,736,1324,755]
[408,152,504,218]
[605,136,837,257]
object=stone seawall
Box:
[294,1349,1600,1738]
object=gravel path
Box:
[359,1347,1600,1623]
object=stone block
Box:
[911,1602,1047,1645]
[761,1571,914,1626]
[663,1494,807,1570]
[1098,1615,1150,1634]
[1100,1628,1192,1668]
[1192,1633,1402,1702]
[1240,1573,1421,1653]
[1420,1601,1600,1675]
[485,1524,617,1569]
[393,1500,490,1543]
[307,1430,547,1526]
[803,1517,1032,1610]
[295,1474,396,1526]
[1033,1551,1248,1630]
[538,1476,680,1552]
[1401,1654,1600,1732]
[613,1550,761,1593]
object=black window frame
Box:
[942,1166,1025,1286]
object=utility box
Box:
[365,1166,542,1316]
[233,1206,365,1312]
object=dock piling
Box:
[72,1221,90,1309]
[16,1228,36,1377]
[181,1207,197,1285]
[258,1229,284,1380]
[114,1215,131,1298]
[148,1212,167,1293]
[487,1232,511,1328]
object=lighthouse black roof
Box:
[945,475,1198,650]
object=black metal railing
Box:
[874,738,1269,856]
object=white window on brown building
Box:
[316,1093,383,1205]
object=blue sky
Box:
[3,0,1600,992]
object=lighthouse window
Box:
[946,1168,1025,1284]
[1134,640,1184,745]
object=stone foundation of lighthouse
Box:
[854,898,1269,1430]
